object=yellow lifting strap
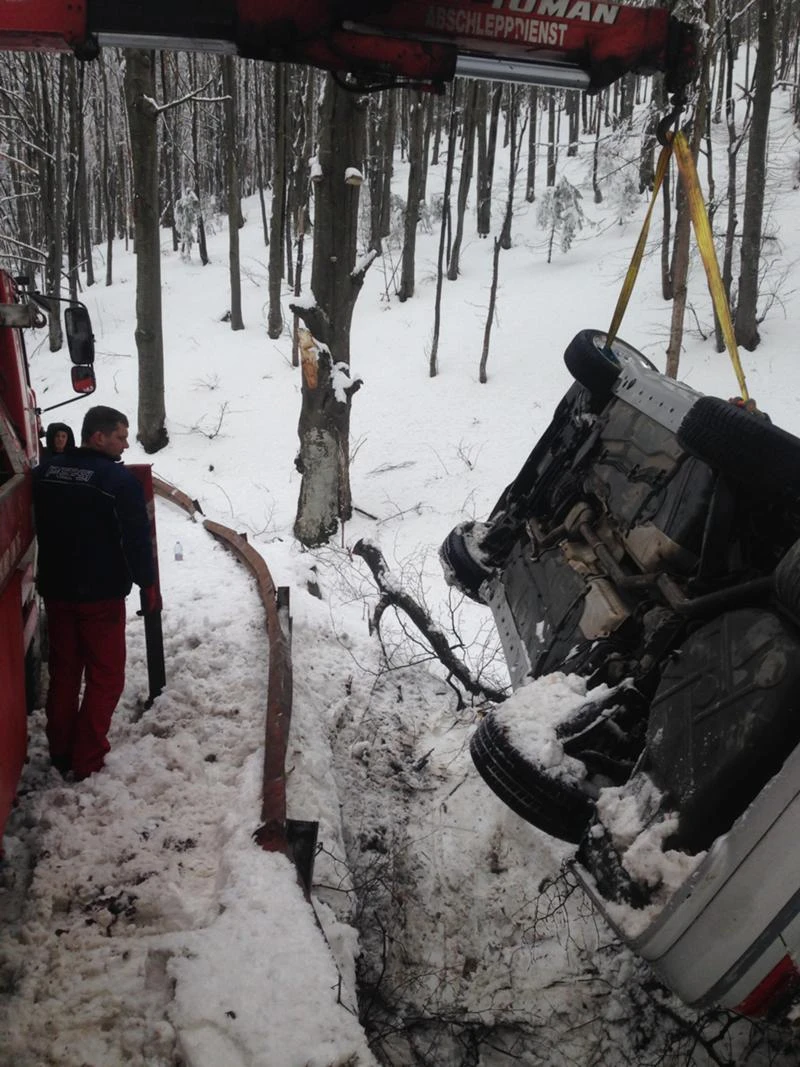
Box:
[606,129,749,401]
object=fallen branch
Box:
[352,539,507,704]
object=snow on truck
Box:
[0,270,95,846]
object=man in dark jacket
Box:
[33,405,158,780]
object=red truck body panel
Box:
[0,272,40,847]
[0,0,697,93]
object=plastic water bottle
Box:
[174,541,183,561]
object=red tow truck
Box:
[0,271,95,845]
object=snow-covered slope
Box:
[3,82,800,1066]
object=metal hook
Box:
[657,92,685,147]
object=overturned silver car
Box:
[441,330,800,1017]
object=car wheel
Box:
[440,524,493,603]
[677,396,800,497]
[646,608,800,852]
[470,709,594,844]
[563,330,621,395]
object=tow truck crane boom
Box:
[0,0,697,96]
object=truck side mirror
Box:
[71,365,96,395]
[64,305,95,366]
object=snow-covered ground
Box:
[3,80,800,1066]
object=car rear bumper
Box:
[573,742,800,1012]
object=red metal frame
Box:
[0,0,696,93]
[0,271,39,849]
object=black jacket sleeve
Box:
[115,471,156,589]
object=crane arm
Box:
[0,0,698,94]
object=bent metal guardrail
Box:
[151,474,317,894]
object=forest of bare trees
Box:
[1,0,800,543]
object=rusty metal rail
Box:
[152,475,317,892]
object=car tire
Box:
[677,396,800,497]
[646,608,800,852]
[563,330,621,395]
[440,525,493,603]
[470,710,594,844]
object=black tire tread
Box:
[678,396,800,497]
[563,330,620,395]
[440,527,493,602]
[470,711,594,844]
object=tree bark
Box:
[717,14,743,352]
[447,81,478,280]
[267,63,287,337]
[398,90,426,302]
[99,57,116,287]
[222,55,244,331]
[124,49,168,453]
[189,54,210,267]
[291,76,373,546]
[566,89,580,156]
[665,46,711,379]
[41,55,65,351]
[525,86,538,203]
[733,0,777,350]
[429,90,457,378]
[476,82,501,237]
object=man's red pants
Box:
[44,598,126,779]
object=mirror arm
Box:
[39,387,96,414]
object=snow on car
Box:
[441,328,800,1017]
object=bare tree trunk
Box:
[480,96,524,382]
[639,77,664,193]
[75,64,93,288]
[99,57,116,287]
[222,55,244,331]
[665,48,711,379]
[159,53,179,254]
[734,0,777,350]
[291,207,306,368]
[447,81,478,280]
[189,54,209,267]
[429,90,457,378]
[526,86,538,203]
[476,82,501,237]
[546,89,557,187]
[65,60,80,303]
[267,64,288,338]
[717,13,743,352]
[41,55,65,351]
[368,92,392,251]
[398,90,425,302]
[419,94,434,203]
[253,63,270,247]
[592,97,603,203]
[291,77,372,547]
[290,69,312,367]
[124,49,168,453]
[660,168,672,300]
[566,89,580,156]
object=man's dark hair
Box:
[81,405,129,443]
